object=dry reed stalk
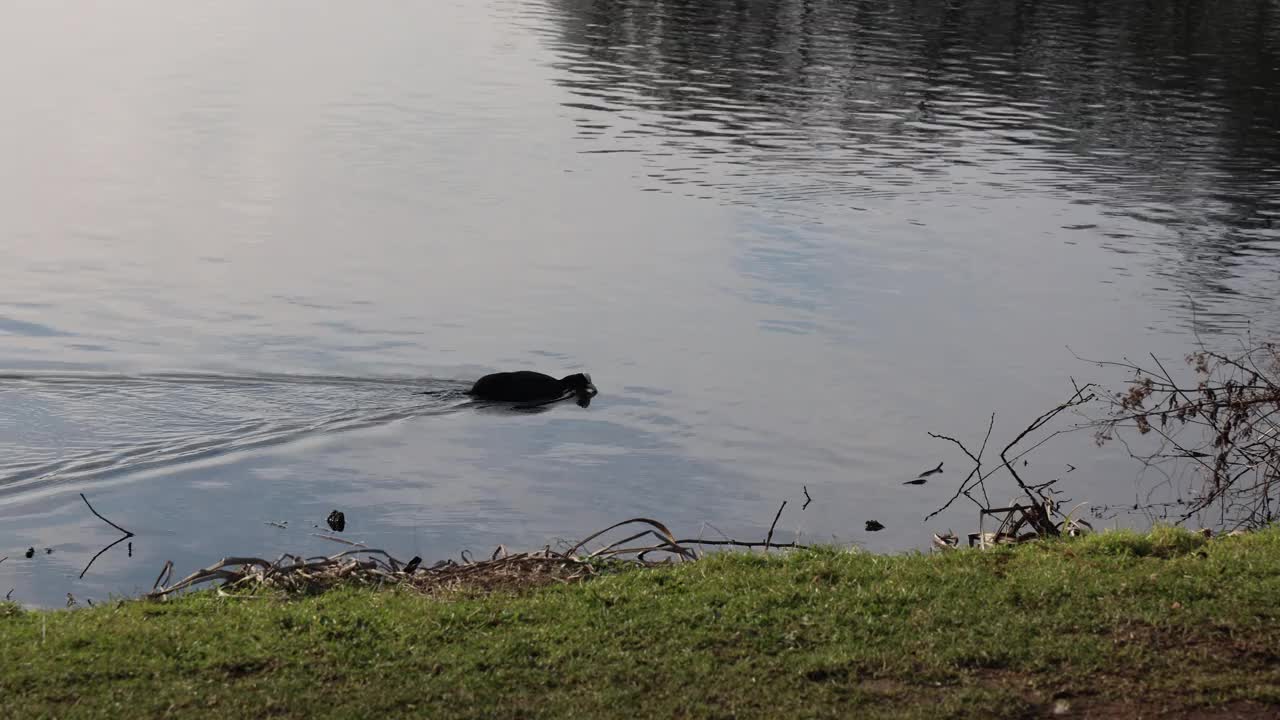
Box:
[146,516,816,599]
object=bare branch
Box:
[764,501,787,553]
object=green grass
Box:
[4,528,1280,719]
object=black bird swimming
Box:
[468,371,597,407]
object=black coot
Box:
[468,371,597,407]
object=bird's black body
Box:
[468,371,596,406]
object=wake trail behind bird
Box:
[0,372,472,501]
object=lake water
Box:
[2,0,1278,606]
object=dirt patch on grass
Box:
[965,651,1280,720]
[215,658,279,678]
[1112,621,1280,670]
[1055,700,1280,719]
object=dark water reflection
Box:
[544,0,1280,323]
[2,0,1280,606]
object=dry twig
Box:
[79,493,135,580]
[764,501,787,553]
[926,385,1096,543]
[146,513,816,600]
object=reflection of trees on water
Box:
[545,0,1280,324]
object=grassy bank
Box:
[4,528,1280,719]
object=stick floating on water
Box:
[764,500,787,553]
[80,493,134,538]
[78,493,135,580]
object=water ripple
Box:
[539,0,1280,315]
[0,373,472,499]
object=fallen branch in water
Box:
[79,493,135,580]
[764,501,787,553]
[925,384,1096,544]
[311,533,367,548]
[147,515,817,599]
[147,547,600,599]
[926,412,997,522]
[79,537,131,580]
[1079,336,1280,530]
[80,493,133,537]
[678,538,807,550]
[152,560,174,591]
[563,517,694,560]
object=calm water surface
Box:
[2,0,1279,605]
